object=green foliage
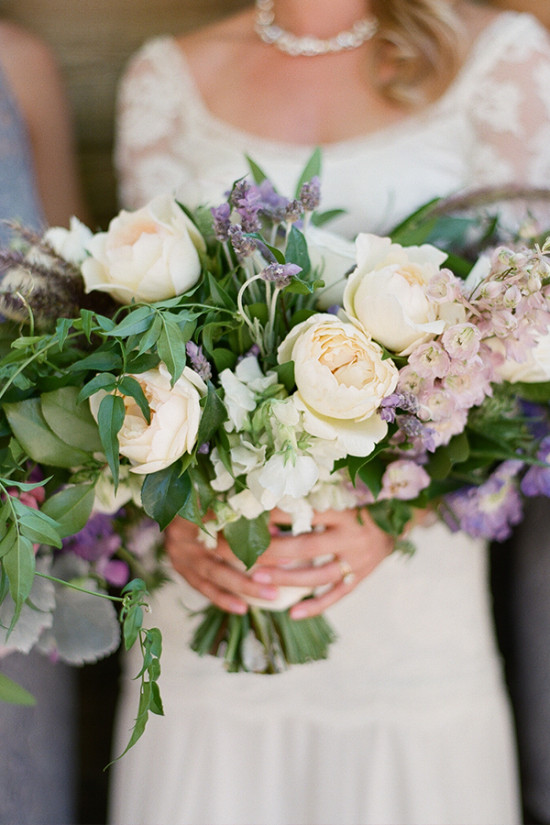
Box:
[0,672,36,705]
[224,514,271,569]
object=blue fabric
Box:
[0,60,77,825]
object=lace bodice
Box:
[116,12,550,238]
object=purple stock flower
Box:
[231,180,262,233]
[521,436,550,497]
[62,512,129,586]
[261,262,302,288]
[210,202,231,241]
[299,176,321,212]
[186,341,212,382]
[442,461,523,541]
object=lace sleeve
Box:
[115,39,190,210]
[467,17,550,188]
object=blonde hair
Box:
[371,0,464,104]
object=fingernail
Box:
[259,586,278,600]
[231,603,248,615]
[290,605,307,619]
[251,570,272,584]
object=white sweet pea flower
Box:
[306,225,356,309]
[235,355,278,393]
[279,314,397,457]
[220,368,257,432]
[344,234,451,355]
[81,195,205,303]
[44,217,94,266]
[256,454,319,500]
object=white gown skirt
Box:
[108,522,520,825]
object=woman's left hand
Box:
[249,508,394,619]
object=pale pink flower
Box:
[379,460,430,500]
[441,323,481,360]
[408,342,451,379]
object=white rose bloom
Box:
[278,314,398,457]
[90,363,206,474]
[81,195,205,303]
[306,225,356,309]
[344,234,450,355]
[44,217,94,266]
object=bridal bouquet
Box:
[1,152,550,689]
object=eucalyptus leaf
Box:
[4,398,92,468]
[41,386,103,452]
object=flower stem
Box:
[35,572,124,603]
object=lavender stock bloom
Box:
[186,341,213,382]
[261,262,302,288]
[231,180,262,233]
[442,460,523,541]
[62,512,129,586]
[521,436,550,497]
[210,202,231,241]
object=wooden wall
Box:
[2,0,248,226]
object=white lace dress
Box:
[109,13,550,825]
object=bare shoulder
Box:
[0,21,60,84]
[174,9,256,76]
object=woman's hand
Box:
[164,508,394,619]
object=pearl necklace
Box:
[254,0,378,57]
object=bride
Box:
[109,2,550,823]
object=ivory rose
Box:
[343,234,451,355]
[90,363,206,474]
[81,195,205,303]
[278,314,398,457]
[494,332,550,383]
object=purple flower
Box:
[256,180,289,222]
[299,177,321,212]
[442,461,523,541]
[521,436,550,497]
[210,202,231,241]
[228,224,257,258]
[62,512,129,585]
[261,262,302,288]
[231,181,262,233]
[186,341,212,382]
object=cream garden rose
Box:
[81,195,205,303]
[278,314,398,457]
[90,363,206,474]
[344,234,452,355]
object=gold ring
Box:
[338,558,356,586]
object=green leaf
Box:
[41,386,103,452]
[3,535,36,627]
[41,483,95,538]
[211,348,237,373]
[118,376,151,423]
[367,500,412,538]
[246,155,269,184]
[0,673,36,705]
[285,225,311,276]
[197,383,227,446]
[141,464,193,530]
[77,373,117,403]
[294,147,322,197]
[68,350,122,374]
[136,314,163,356]
[157,317,187,386]
[107,306,155,338]
[310,209,346,227]
[357,456,386,499]
[97,394,126,486]
[275,361,295,393]
[224,514,271,569]
[512,381,550,403]
[3,398,92,468]
[13,504,62,548]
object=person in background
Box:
[0,17,87,825]
[109,2,550,824]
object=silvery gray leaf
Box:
[36,580,121,665]
[0,557,55,653]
